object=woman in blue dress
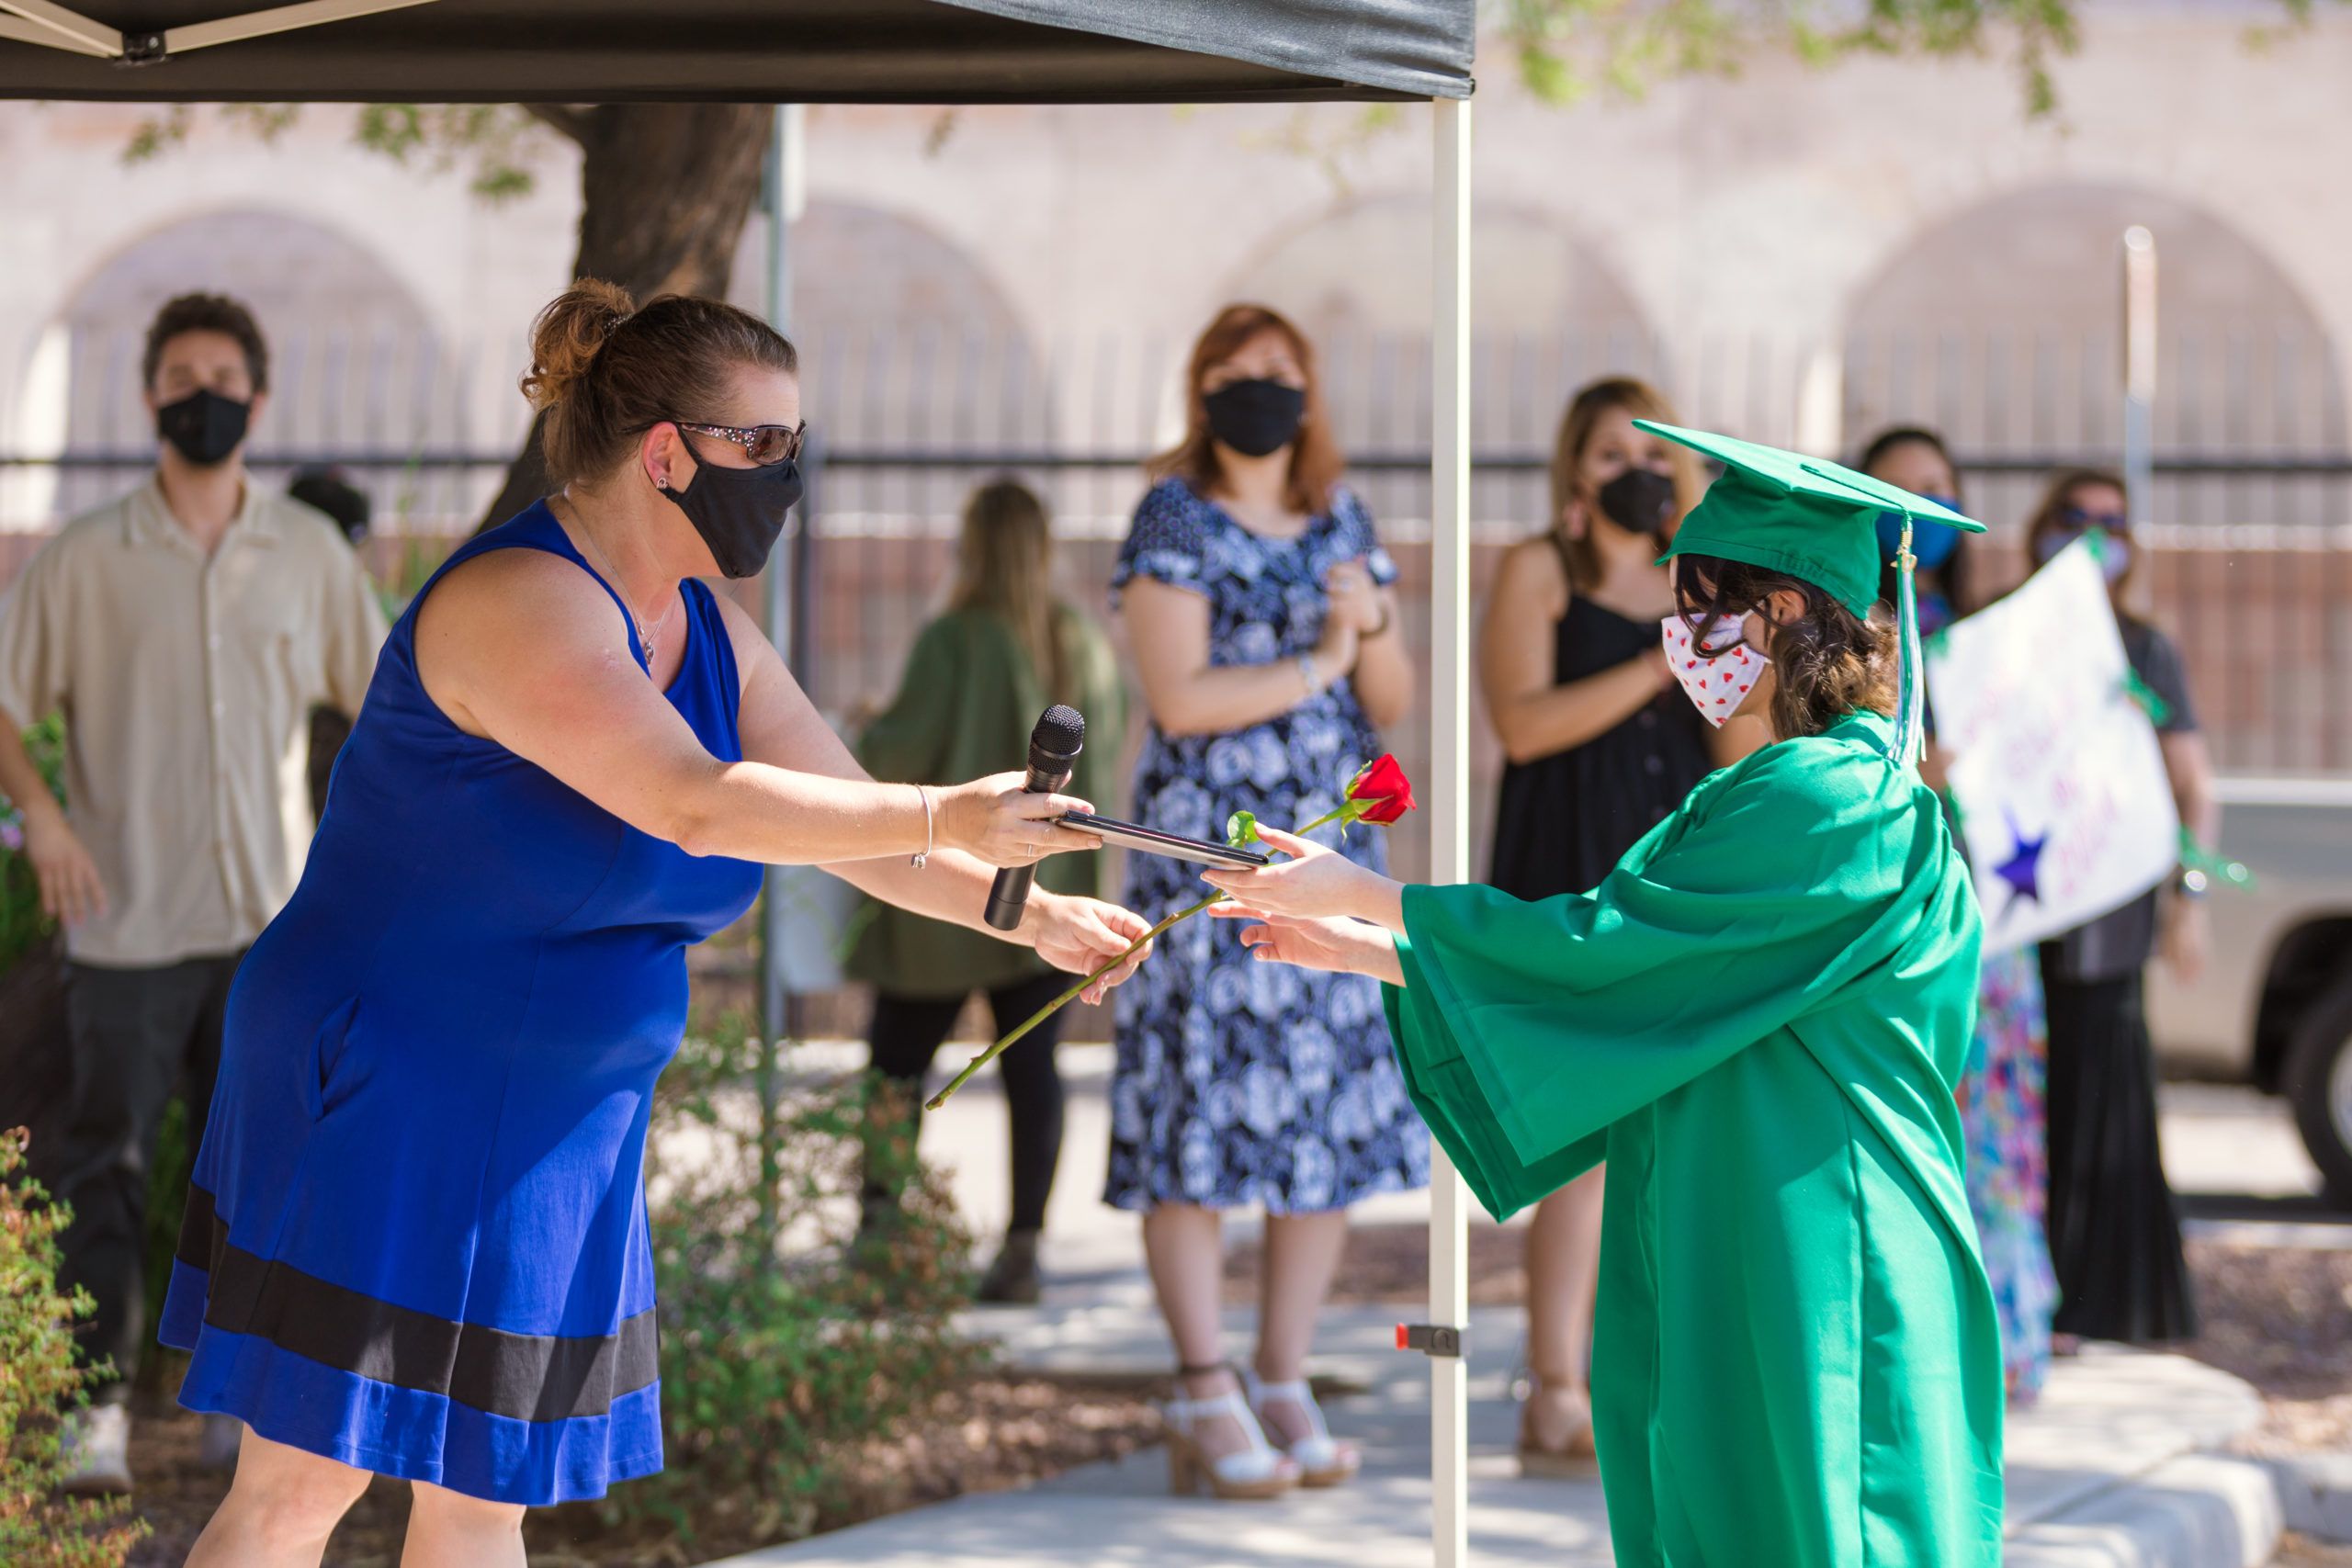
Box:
[1111,304,1423,1500]
[166,282,1150,1567]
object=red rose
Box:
[1346,752,1416,825]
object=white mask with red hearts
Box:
[1660,614,1770,727]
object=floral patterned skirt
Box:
[1957,945,2061,1401]
[1105,721,1429,1214]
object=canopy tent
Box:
[0,0,1469,100]
[4,5,1481,1561]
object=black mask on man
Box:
[662,456,804,580]
[156,389,251,468]
[1595,468,1679,541]
[1203,378,1306,458]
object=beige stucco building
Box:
[2,6,2346,532]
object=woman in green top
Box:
[850,478,1126,1302]
[1204,424,2007,1566]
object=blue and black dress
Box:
[160,502,761,1505]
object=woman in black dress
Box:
[1476,378,1758,1472]
[2025,468,2219,1345]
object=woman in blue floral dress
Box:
[1111,305,1422,1500]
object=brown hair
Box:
[1146,304,1344,517]
[1548,377,1702,592]
[950,477,1071,704]
[2024,466,2137,601]
[1672,555,1897,740]
[520,279,799,491]
[144,293,269,393]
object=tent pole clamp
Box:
[1395,1323,1463,1359]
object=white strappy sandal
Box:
[1164,1367,1299,1500]
[1244,1366,1362,1488]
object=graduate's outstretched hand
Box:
[1209,906,1404,986]
[1200,825,1397,924]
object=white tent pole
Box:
[1429,93,1473,1568]
[759,100,807,1098]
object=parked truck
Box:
[2148,777,2352,1200]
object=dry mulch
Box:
[119,1373,1161,1567]
[2182,1237,2352,1459]
[1229,1222,2352,1457]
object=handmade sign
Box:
[1925,538,2178,952]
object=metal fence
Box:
[6,321,2348,862]
[5,438,2346,1041]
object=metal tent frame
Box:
[4,7,1480,1559]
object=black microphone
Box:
[984,705,1087,932]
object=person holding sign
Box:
[2023,468,2218,1347]
[1206,423,2005,1566]
[1862,426,2058,1403]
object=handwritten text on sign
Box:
[1925,539,2177,953]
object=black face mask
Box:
[156,389,251,468]
[1203,378,1306,458]
[1595,467,1678,541]
[662,457,804,579]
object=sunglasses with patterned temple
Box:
[671,419,806,466]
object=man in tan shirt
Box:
[0,294,388,1493]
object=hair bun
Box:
[520,278,637,412]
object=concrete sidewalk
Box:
[711,1046,2287,1568]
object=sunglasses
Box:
[2056,504,2129,534]
[671,419,806,467]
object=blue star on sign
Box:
[1996,817,2047,906]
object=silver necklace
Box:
[572,518,673,668]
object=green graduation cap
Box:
[1639,419,1982,614]
[1635,418,1986,767]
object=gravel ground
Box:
[1229,1223,2352,1457]
[2183,1238,2352,1458]
[118,1373,1162,1567]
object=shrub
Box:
[0,1129,147,1567]
[590,1022,986,1551]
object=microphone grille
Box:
[1034,705,1086,756]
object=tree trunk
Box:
[476,103,774,533]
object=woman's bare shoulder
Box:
[1491,534,1571,614]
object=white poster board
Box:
[1925,538,2178,952]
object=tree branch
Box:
[524,103,598,145]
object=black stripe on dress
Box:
[175,1185,658,1423]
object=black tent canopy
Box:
[0,0,1472,102]
[2,4,1485,1561]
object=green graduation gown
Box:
[1384,712,2005,1567]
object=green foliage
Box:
[1496,0,2342,120]
[597,1021,984,1549]
[0,1131,148,1567]
[123,103,558,205]
[1496,0,2064,114]
[0,716,68,976]
[351,105,552,202]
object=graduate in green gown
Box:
[1203,423,2007,1567]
